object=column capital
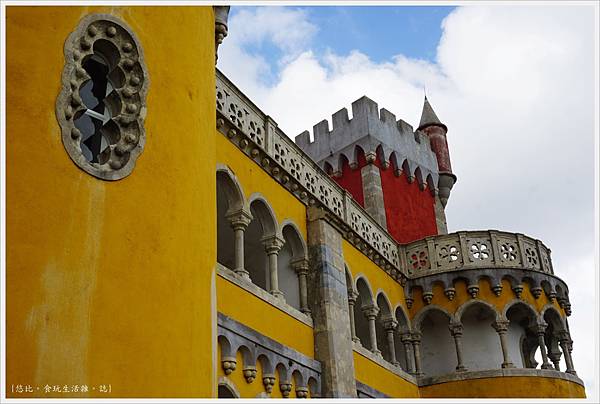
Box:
[411,331,422,343]
[492,319,510,334]
[382,316,398,331]
[262,234,285,254]
[448,322,464,337]
[361,304,379,320]
[400,333,413,344]
[530,322,548,336]
[291,257,310,275]
[347,289,359,304]
[226,208,252,230]
[558,330,572,344]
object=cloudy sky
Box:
[218,4,598,399]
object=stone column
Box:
[400,333,415,374]
[306,207,356,397]
[383,318,399,366]
[360,161,387,229]
[434,194,448,234]
[226,209,252,279]
[411,331,424,376]
[347,290,360,344]
[292,258,311,314]
[263,235,285,300]
[362,304,381,355]
[449,322,467,372]
[532,322,553,370]
[558,331,576,375]
[492,319,515,368]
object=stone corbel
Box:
[214,6,230,64]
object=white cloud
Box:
[219,5,597,399]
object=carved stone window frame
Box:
[56,13,149,180]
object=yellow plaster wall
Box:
[419,376,585,398]
[7,6,216,398]
[353,352,419,398]
[342,240,407,313]
[216,275,314,358]
[216,133,307,238]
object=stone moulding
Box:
[217,312,321,397]
[215,70,568,297]
[56,13,149,180]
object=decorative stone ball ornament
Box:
[56,14,148,180]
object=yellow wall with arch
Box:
[7,6,217,397]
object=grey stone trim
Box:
[434,195,448,234]
[402,230,554,277]
[406,267,571,316]
[217,264,313,327]
[217,312,321,394]
[295,96,439,191]
[57,13,148,181]
[355,380,390,398]
[353,341,417,384]
[417,368,585,388]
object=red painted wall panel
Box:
[378,163,437,243]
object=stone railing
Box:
[216,71,554,282]
[401,230,554,278]
[216,70,401,271]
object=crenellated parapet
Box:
[295,96,440,189]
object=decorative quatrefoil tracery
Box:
[57,14,148,180]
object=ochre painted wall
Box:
[216,133,307,237]
[419,376,585,398]
[6,6,216,397]
[353,352,420,398]
[216,276,314,358]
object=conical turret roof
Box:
[418,95,447,132]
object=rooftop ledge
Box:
[215,71,565,294]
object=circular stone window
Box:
[56,14,148,180]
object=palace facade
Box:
[5,6,585,398]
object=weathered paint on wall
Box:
[353,351,419,398]
[419,376,585,398]
[7,6,216,397]
[216,276,314,358]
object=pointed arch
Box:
[216,165,245,213]
[454,299,501,323]
[248,194,278,239]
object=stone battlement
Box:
[295,96,440,186]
